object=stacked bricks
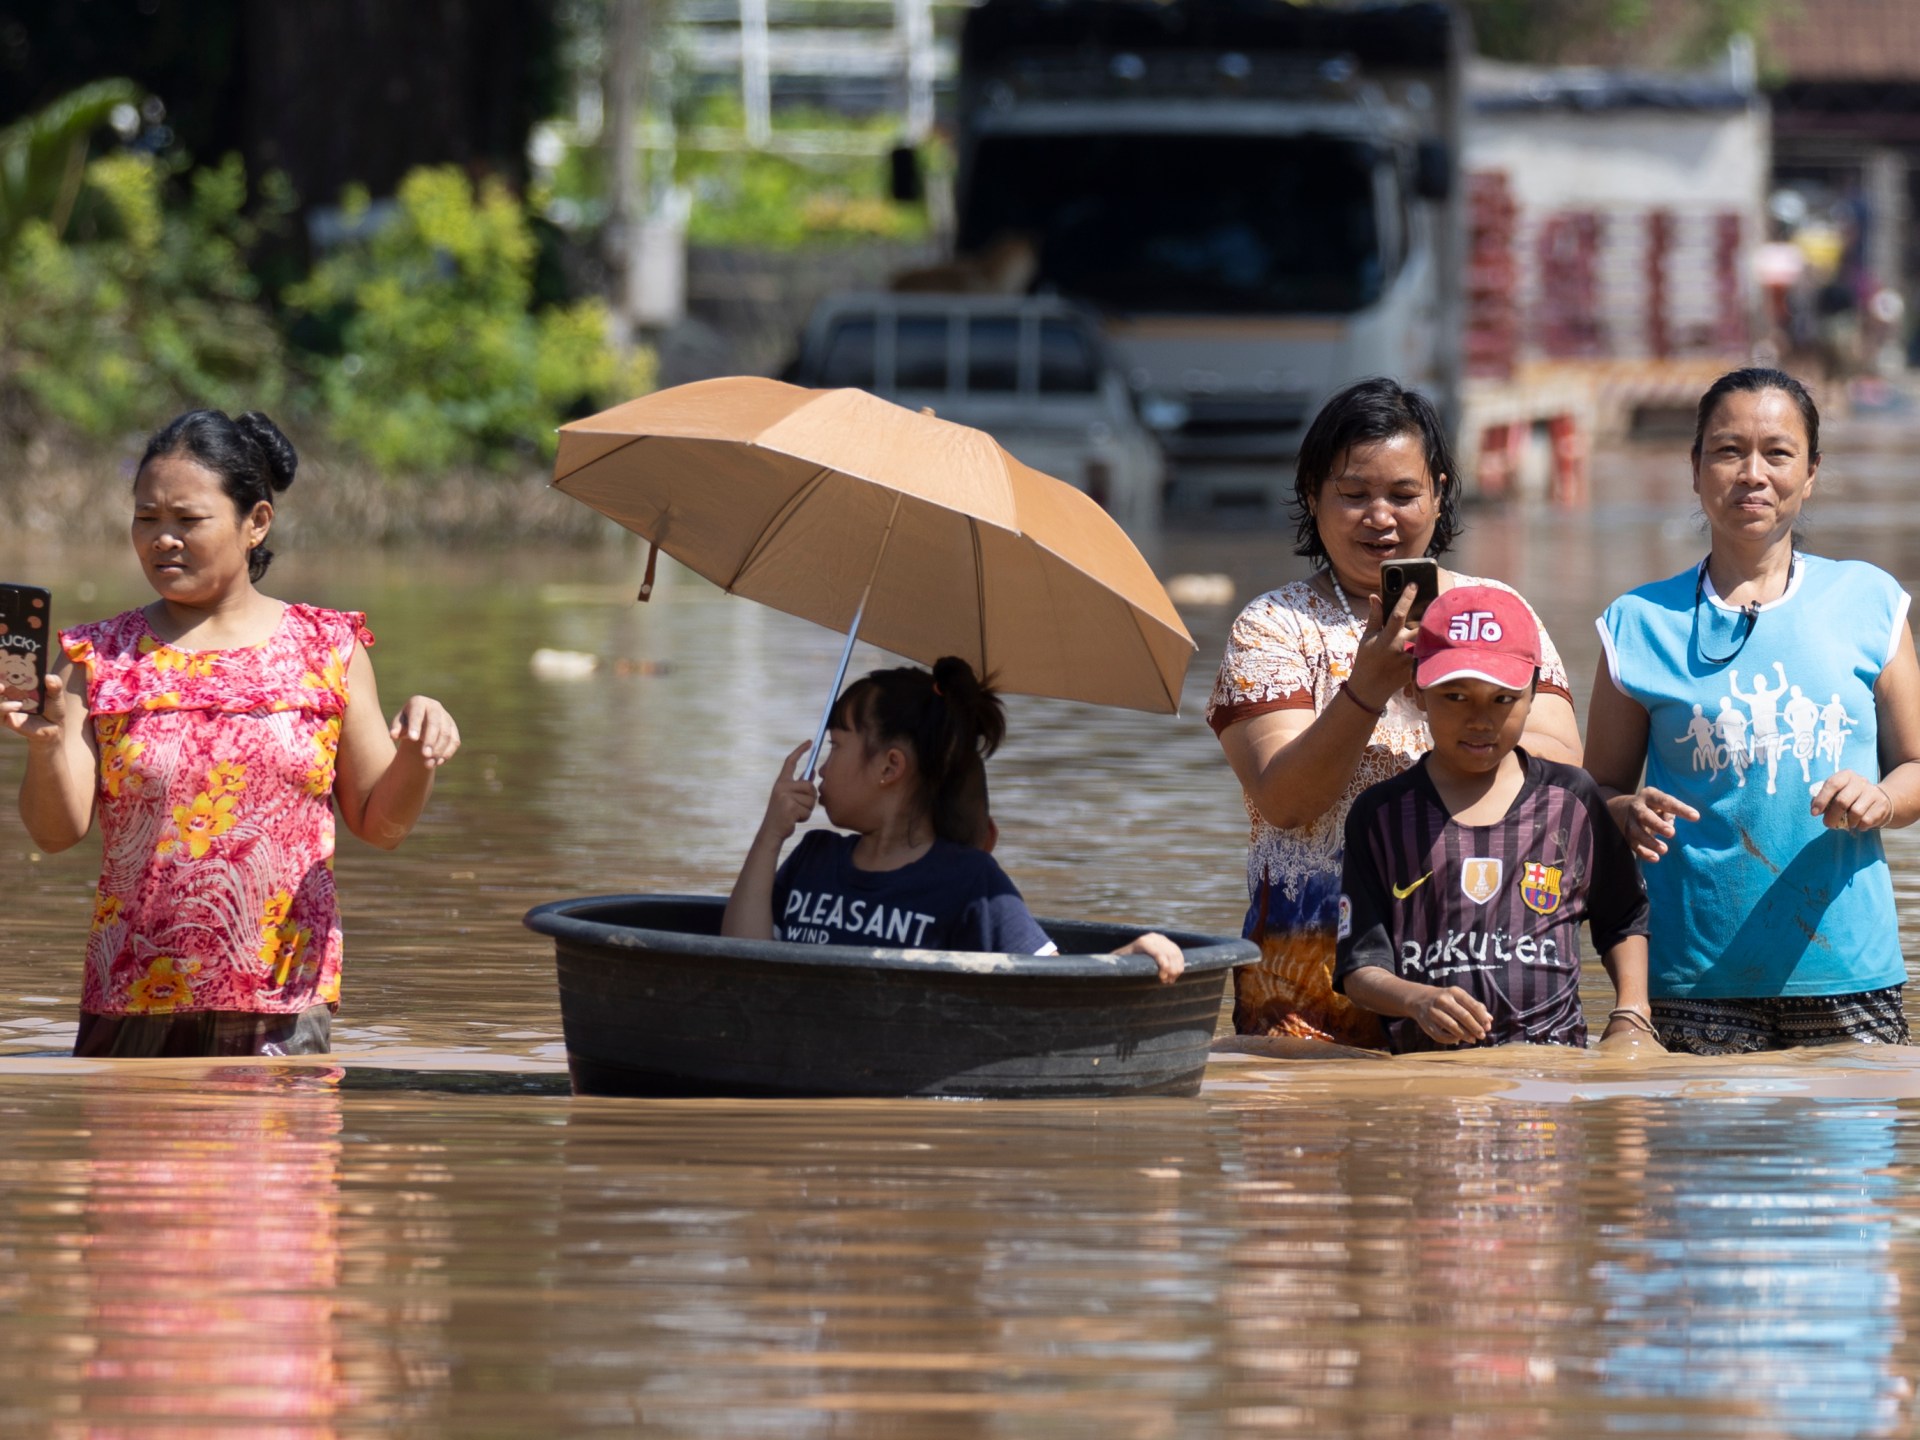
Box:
[1465,170,1519,380]
[1536,211,1605,357]
[1646,210,1675,359]
[1713,212,1747,353]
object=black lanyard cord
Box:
[1691,556,1789,668]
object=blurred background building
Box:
[0,0,1914,522]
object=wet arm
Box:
[1520,690,1582,766]
[1343,967,1491,1045]
[721,831,785,940]
[13,660,97,852]
[1218,702,1379,831]
[1115,932,1184,983]
[333,644,452,851]
[1582,656,1649,801]
[1597,934,1654,1040]
[1871,624,1920,827]
[1216,584,1422,832]
[1584,656,1699,862]
[722,742,815,940]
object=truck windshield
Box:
[963,133,1385,314]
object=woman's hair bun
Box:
[234,411,298,493]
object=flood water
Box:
[6,428,1920,1434]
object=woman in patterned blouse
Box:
[1207,378,1581,1046]
[3,409,459,1057]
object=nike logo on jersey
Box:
[1391,872,1433,900]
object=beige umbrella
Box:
[552,377,1194,767]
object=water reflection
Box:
[0,1070,358,1434]
[1219,1085,1918,1438]
[539,1102,1234,1436]
[1595,1100,1907,1438]
[0,1068,1908,1433]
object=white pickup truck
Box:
[787,292,1164,537]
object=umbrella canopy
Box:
[552,377,1195,714]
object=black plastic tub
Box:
[524,894,1258,1099]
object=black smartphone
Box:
[1379,558,1440,622]
[0,584,51,715]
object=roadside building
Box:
[1766,0,1920,371]
[1459,54,1768,492]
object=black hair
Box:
[1691,367,1821,462]
[138,409,298,582]
[1291,376,1461,565]
[831,655,1005,845]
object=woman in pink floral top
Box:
[1208,380,1581,1048]
[2,410,459,1057]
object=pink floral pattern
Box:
[61,605,373,1017]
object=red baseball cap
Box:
[1412,585,1540,691]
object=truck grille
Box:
[1163,394,1313,460]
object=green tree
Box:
[0,148,292,438]
[0,77,142,250]
[673,96,938,250]
[1463,0,1782,66]
[289,165,653,472]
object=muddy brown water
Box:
[5,431,1920,1434]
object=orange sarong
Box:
[1233,927,1387,1049]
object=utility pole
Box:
[898,0,934,143]
[741,0,771,148]
[603,0,646,336]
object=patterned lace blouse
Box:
[61,605,373,1017]
[1205,575,1571,939]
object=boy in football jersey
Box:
[1334,586,1657,1052]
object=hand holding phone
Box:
[1379,558,1441,623]
[0,584,51,717]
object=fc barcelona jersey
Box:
[1334,751,1649,1053]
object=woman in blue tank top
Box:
[1585,368,1920,1054]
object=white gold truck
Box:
[943,0,1465,512]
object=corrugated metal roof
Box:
[1472,72,1751,113]
[1468,57,1752,114]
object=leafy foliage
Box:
[0,149,293,438]
[0,84,648,473]
[0,77,142,250]
[1462,0,1783,66]
[288,165,652,471]
[675,96,939,250]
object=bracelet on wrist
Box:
[1338,682,1384,720]
[1605,1006,1658,1036]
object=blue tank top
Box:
[1598,554,1909,998]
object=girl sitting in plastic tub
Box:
[722,656,1185,981]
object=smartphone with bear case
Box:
[0,584,52,715]
[1379,558,1440,623]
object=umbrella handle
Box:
[804,493,901,782]
[804,609,864,783]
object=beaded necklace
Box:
[1324,570,1364,636]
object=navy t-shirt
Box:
[772,831,1056,954]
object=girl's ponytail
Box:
[926,656,1003,843]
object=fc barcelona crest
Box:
[1460,857,1502,905]
[1521,862,1563,916]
